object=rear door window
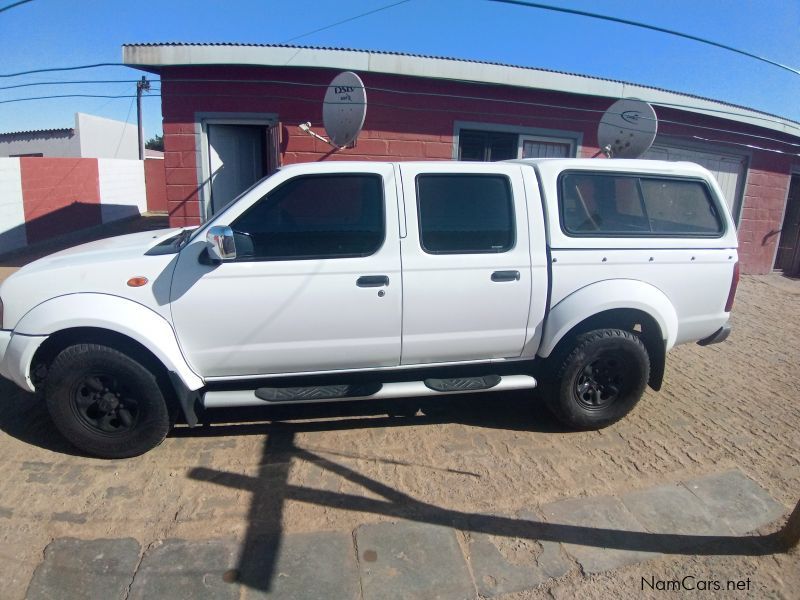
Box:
[416,174,515,254]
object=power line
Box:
[283,0,412,43]
[657,118,800,149]
[3,61,793,132]
[89,87,132,116]
[157,93,800,156]
[487,0,800,77]
[3,78,800,147]
[113,97,135,158]
[2,70,798,139]
[0,92,158,104]
[0,63,123,78]
[160,75,800,135]
[2,74,796,136]
[156,75,800,133]
[0,0,34,14]
[2,86,797,156]
[0,79,142,91]
[365,81,799,133]
[691,135,800,157]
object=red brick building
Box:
[124,43,800,275]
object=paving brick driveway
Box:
[0,272,798,598]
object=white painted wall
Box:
[0,158,27,252]
[77,113,138,160]
[0,113,138,159]
[98,159,147,223]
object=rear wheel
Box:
[545,329,649,429]
[45,344,170,458]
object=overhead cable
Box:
[486,0,800,76]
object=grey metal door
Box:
[775,175,800,276]
[207,124,267,214]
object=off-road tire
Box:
[544,329,650,429]
[45,344,170,458]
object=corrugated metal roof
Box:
[120,41,641,85]
[122,42,800,132]
[0,127,73,137]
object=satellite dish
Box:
[323,71,367,148]
[597,98,658,158]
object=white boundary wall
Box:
[0,158,147,255]
[98,159,147,224]
[0,158,27,252]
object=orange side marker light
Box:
[127,276,149,287]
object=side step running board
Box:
[424,375,501,392]
[203,374,537,408]
[254,383,382,402]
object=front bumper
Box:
[0,330,11,376]
[0,330,48,392]
[697,322,731,346]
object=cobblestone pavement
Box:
[0,274,798,598]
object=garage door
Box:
[643,145,746,218]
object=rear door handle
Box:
[491,270,520,282]
[357,275,389,287]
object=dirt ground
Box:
[0,250,798,597]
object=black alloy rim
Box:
[71,373,139,434]
[574,355,626,410]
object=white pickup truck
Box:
[0,159,738,458]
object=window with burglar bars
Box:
[458,128,575,161]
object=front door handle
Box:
[357,275,389,287]
[491,270,520,282]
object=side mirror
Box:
[206,225,236,261]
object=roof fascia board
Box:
[125,45,371,71]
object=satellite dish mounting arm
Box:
[591,145,613,159]
[298,122,342,149]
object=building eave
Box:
[122,43,800,139]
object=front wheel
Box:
[545,329,650,429]
[45,344,171,458]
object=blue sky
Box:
[1,0,798,140]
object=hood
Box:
[24,228,186,271]
[1,228,191,329]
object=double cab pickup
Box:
[0,158,738,457]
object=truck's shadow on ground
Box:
[1,380,797,595]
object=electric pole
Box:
[136,76,150,160]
